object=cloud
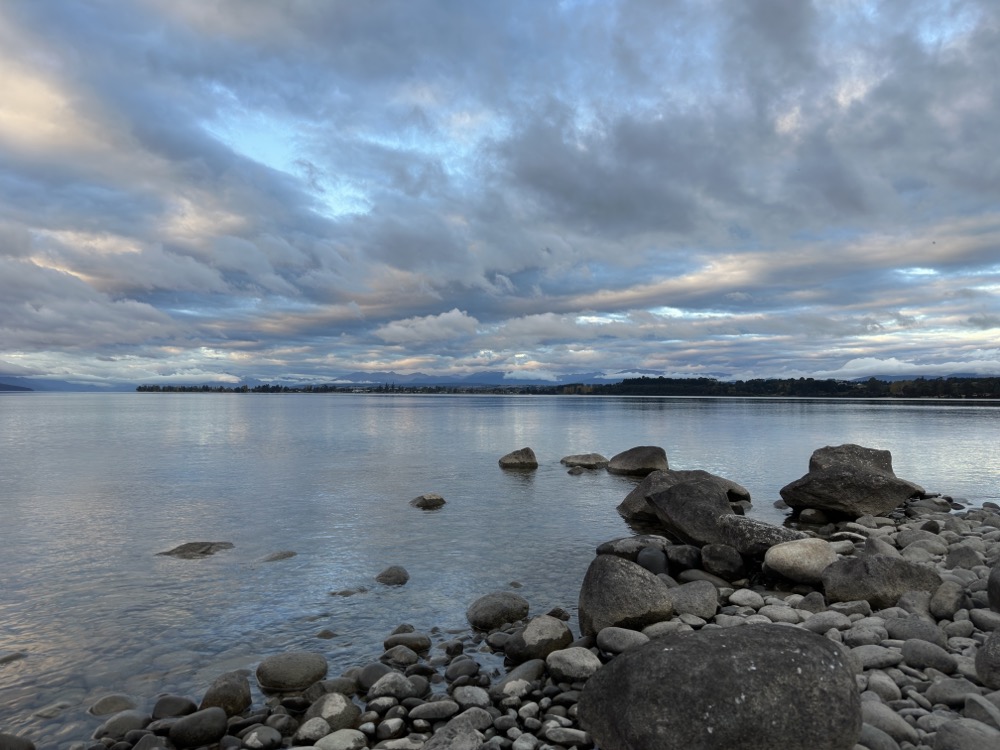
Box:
[0,1,998,383]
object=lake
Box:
[0,393,997,745]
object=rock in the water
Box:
[822,554,942,609]
[466,591,530,631]
[168,707,229,749]
[0,734,35,750]
[578,624,861,750]
[88,694,137,716]
[256,651,328,692]
[560,453,609,469]
[499,447,538,470]
[375,565,410,585]
[646,478,734,546]
[410,493,446,510]
[92,710,149,741]
[261,550,296,562]
[780,444,923,518]
[578,554,674,636]
[503,615,573,663]
[764,538,839,584]
[717,515,807,556]
[199,670,251,716]
[156,542,234,559]
[607,445,668,476]
[617,469,751,522]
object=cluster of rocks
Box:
[8,442,1000,750]
[498,446,667,476]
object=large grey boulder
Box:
[578,554,674,636]
[646,478,735,546]
[822,554,942,609]
[717,514,807,556]
[578,624,861,750]
[780,444,924,518]
[606,446,668,476]
[256,651,328,692]
[499,447,538,470]
[466,591,530,631]
[617,469,751,522]
[764,538,839,584]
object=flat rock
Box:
[546,646,603,683]
[822,554,942,609]
[607,446,668,476]
[560,453,609,469]
[716,514,807,556]
[156,542,234,559]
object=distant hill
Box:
[0,382,32,392]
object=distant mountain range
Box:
[1,370,995,392]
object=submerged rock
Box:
[156,542,234,559]
[560,452,609,469]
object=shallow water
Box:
[0,393,997,744]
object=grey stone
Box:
[668,579,719,620]
[93,710,149,741]
[199,670,251,716]
[256,651,328,692]
[545,647,603,683]
[243,725,283,750]
[293,717,333,744]
[700,543,746,581]
[560,453,609,469]
[152,695,197,720]
[606,445,668,476]
[932,580,969,620]
[779,444,923,517]
[764,538,839,584]
[859,722,901,750]
[577,554,673,636]
[647,478,735,546]
[0,734,35,750]
[383,631,431,652]
[304,692,362,730]
[902,639,957,674]
[932,718,1000,750]
[489,660,546,702]
[168,707,228,749]
[367,671,418,701]
[451,685,491,710]
[926,677,983,708]
[375,565,410,585]
[616,469,750,522]
[503,615,573,663]
[976,631,1000,690]
[314,729,368,750]
[885,618,948,648]
[635,546,668,575]
[861,701,919,745]
[408,699,460,721]
[156,541,234,559]
[467,591,530,631]
[596,626,650,653]
[261,550,296,562]
[852,645,904,670]
[88,694,137,716]
[578,624,861,750]
[822,554,942,609]
[499,447,538,470]
[410,493,446,510]
[716,514,807,556]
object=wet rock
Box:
[466,591,530,631]
[616,469,750,522]
[822,554,942,609]
[88,694,138,716]
[560,453,609,469]
[200,670,251,716]
[256,651,328,692]
[375,565,410,585]
[410,493,446,510]
[606,446,668,476]
[499,447,538,470]
[168,707,228,749]
[93,710,150,742]
[0,734,35,750]
[261,550,296,562]
[156,542,234,559]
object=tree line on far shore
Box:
[135,375,1000,398]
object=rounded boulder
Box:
[607,446,668,476]
[499,447,538,470]
[578,554,673,637]
[256,651,328,692]
[578,624,861,750]
[764,538,839,584]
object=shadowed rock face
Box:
[157,542,234,559]
[577,554,673,636]
[780,444,924,518]
[617,468,752,523]
[822,554,942,609]
[646,477,735,546]
[578,625,862,750]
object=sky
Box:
[1,0,999,387]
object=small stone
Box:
[596,626,650,653]
[410,493,446,510]
[376,565,410,586]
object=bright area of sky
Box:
[1,0,998,386]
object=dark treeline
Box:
[135,376,1000,398]
[589,376,1000,399]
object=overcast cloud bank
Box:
[1,0,998,386]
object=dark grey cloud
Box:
[0,0,998,385]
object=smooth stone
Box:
[976,631,1000,690]
[885,617,948,648]
[304,692,362,730]
[89,694,138,716]
[577,554,673,636]
[0,734,35,750]
[410,493,446,509]
[314,728,369,750]
[646,478,734,546]
[667,580,719,620]
[367,671,418,701]
[93,710,150,741]
[293,717,333,744]
[499,447,538,470]
[560,453,609,469]
[168,707,228,749]
[925,677,983,708]
[152,695,197,720]
[408,699,460,721]
[503,615,573,663]
[467,591,530,631]
[728,588,765,610]
[383,632,431,652]
[256,651,328,692]
[544,647,602,683]
[451,686,491,710]
[822,554,942,609]
[764,538,839,584]
[861,701,920,744]
[932,718,1000,750]
[902,639,957,674]
[596,626,650,653]
[852,645,904,670]
[242,725,283,750]
[489,660,546,702]
[716,514,807,556]
[606,445,668,476]
[375,565,410,585]
[200,670,251,716]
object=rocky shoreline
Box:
[4,443,1000,750]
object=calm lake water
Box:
[1,393,998,744]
